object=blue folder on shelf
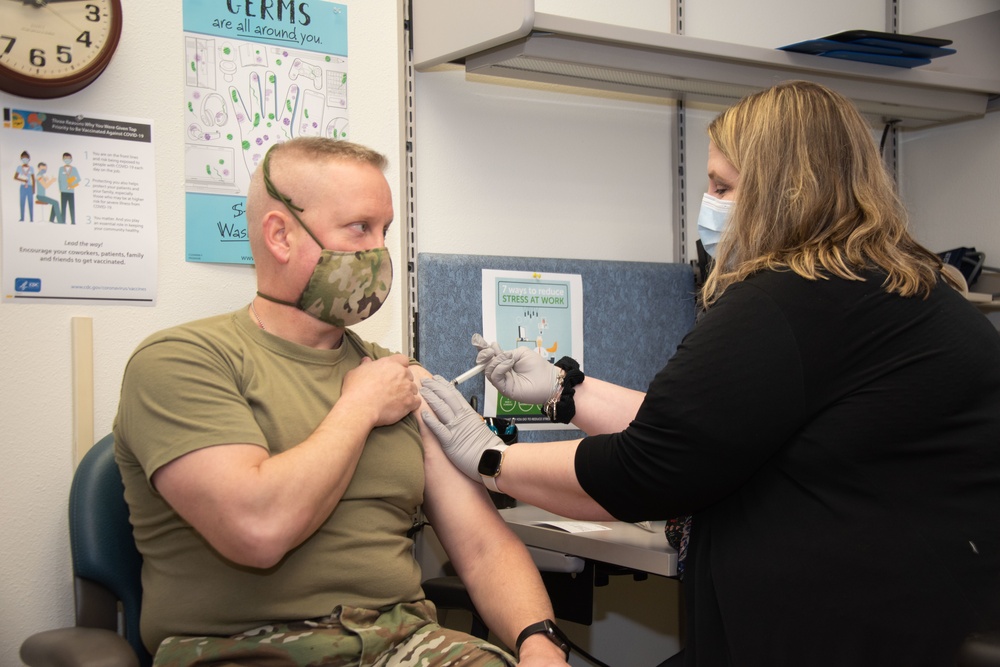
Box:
[779,30,955,68]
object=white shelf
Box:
[413,0,1000,129]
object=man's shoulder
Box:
[343,328,414,362]
[130,311,244,362]
[140,310,236,339]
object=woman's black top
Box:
[577,269,1000,666]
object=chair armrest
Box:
[423,576,476,613]
[21,627,139,667]
[422,575,489,639]
[957,632,1000,667]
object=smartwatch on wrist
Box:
[515,619,571,660]
[477,444,508,492]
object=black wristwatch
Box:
[476,444,508,492]
[515,619,570,660]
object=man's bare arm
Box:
[412,366,568,665]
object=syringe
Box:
[451,362,488,385]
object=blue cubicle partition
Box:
[415,253,699,442]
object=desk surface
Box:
[499,504,677,578]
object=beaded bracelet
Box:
[544,357,585,424]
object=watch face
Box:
[544,620,572,652]
[477,448,504,477]
[0,0,122,97]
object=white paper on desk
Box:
[531,520,612,534]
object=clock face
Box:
[0,0,122,98]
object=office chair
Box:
[20,433,148,667]
[20,434,489,667]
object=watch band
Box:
[515,619,570,660]
[483,469,502,493]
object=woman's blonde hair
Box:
[700,80,953,307]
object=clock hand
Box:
[21,0,91,6]
[30,1,91,39]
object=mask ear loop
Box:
[256,144,326,310]
[260,144,324,249]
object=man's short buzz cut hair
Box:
[245,138,389,262]
[266,137,388,172]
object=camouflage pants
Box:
[153,600,515,667]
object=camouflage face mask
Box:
[255,145,393,328]
[298,247,392,327]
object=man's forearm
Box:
[456,526,569,664]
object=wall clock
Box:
[0,0,123,99]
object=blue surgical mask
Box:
[696,193,734,258]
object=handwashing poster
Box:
[482,269,584,428]
[182,0,348,264]
[1,109,157,305]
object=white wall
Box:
[0,2,405,663]
[902,0,1000,32]
[684,0,884,47]
[898,2,1000,267]
[900,112,1000,264]
[414,71,675,262]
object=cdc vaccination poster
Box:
[2,109,157,305]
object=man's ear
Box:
[260,210,293,264]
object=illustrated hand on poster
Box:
[229,70,300,174]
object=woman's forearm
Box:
[494,439,615,521]
[491,376,642,519]
[569,376,646,435]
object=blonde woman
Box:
[422,81,1000,666]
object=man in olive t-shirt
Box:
[114,138,570,667]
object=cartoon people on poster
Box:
[14,151,34,221]
[58,152,81,225]
[35,161,63,224]
[11,149,81,224]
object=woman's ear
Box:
[260,210,292,264]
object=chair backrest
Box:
[71,433,150,666]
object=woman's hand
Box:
[420,375,506,482]
[472,333,560,405]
